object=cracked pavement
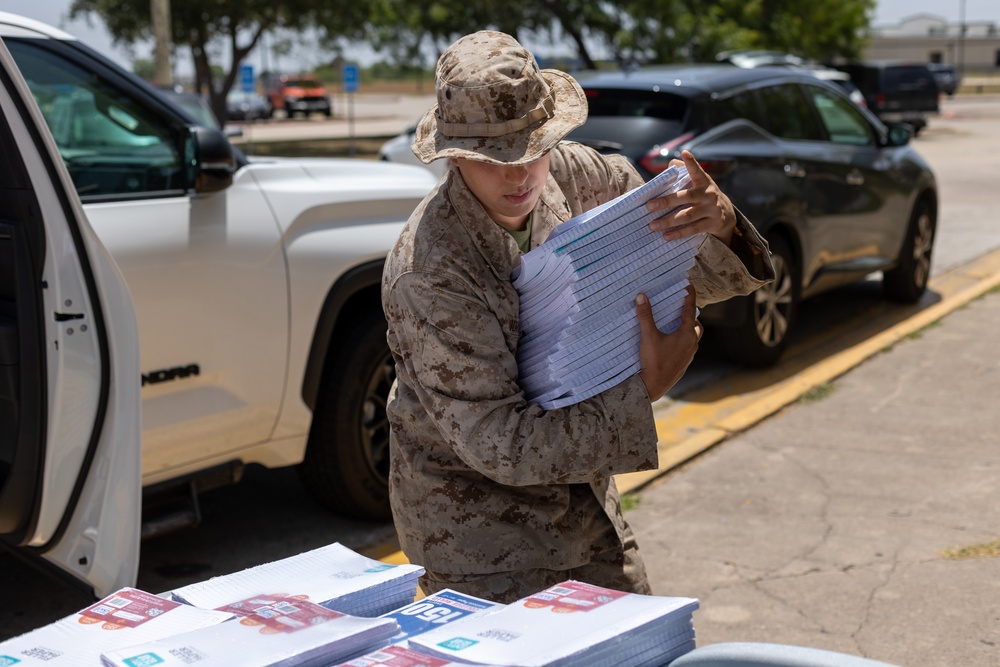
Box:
[628,288,1000,666]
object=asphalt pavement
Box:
[4,95,998,666]
[244,96,1000,666]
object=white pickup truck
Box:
[0,12,436,596]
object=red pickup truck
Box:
[265,73,333,118]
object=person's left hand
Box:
[645,149,736,246]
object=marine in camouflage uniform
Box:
[381,31,775,604]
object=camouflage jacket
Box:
[381,141,773,575]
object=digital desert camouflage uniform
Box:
[381,140,774,603]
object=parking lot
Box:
[3,94,1000,661]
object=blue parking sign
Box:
[239,64,254,93]
[342,64,359,93]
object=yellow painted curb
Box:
[619,247,1000,496]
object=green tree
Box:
[746,0,875,61]
[70,0,366,121]
[132,57,156,81]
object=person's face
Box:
[452,154,551,232]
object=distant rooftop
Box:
[873,14,998,39]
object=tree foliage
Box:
[71,0,876,114]
[70,0,366,120]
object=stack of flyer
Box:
[331,590,506,666]
[0,588,232,665]
[512,165,702,409]
[333,644,487,667]
[101,593,400,667]
[170,543,424,617]
[407,581,699,667]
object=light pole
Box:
[958,0,966,78]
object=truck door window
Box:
[5,39,185,202]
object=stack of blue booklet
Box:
[407,580,699,667]
[513,165,701,409]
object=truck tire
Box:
[883,197,935,303]
[298,308,394,521]
[715,235,798,368]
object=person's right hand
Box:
[636,285,702,402]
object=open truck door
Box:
[0,37,141,597]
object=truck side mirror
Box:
[191,126,236,193]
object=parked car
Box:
[378,123,448,179]
[927,63,961,96]
[716,49,806,68]
[833,61,940,134]
[567,64,938,367]
[0,11,437,597]
[262,72,332,118]
[225,89,271,120]
[801,66,868,109]
[720,51,869,110]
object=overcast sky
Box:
[4,0,998,76]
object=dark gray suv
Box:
[568,65,938,367]
[834,61,940,134]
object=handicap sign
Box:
[342,63,359,93]
[239,64,254,93]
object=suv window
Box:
[707,90,765,128]
[585,89,687,121]
[755,83,824,141]
[807,86,876,147]
[884,66,936,92]
[6,39,186,202]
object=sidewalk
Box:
[628,285,1000,666]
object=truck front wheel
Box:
[298,309,394,521]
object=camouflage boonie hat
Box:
[412,31,587,166]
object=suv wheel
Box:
[883,197,935,303]
[716,235,799,368]
[298,308,393,521]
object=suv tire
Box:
[884,197,935,303]
[716,235,799,368]
[298,308,394,521]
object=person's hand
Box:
[636,285,702,402]
[645,150,736,246]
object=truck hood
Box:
[242,156,439,236]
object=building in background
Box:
[865,14,1000,75]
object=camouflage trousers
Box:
[417,521,650,604]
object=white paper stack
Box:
[512,165,702,409]
[170,543,425,617]
[101,594,400,667]
[0,588,233,666]
[333,643,489,667]
[407,580,699,667]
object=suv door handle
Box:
[846,170,865,186]
[783,163,806,178]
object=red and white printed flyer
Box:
[0,588,232,666]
